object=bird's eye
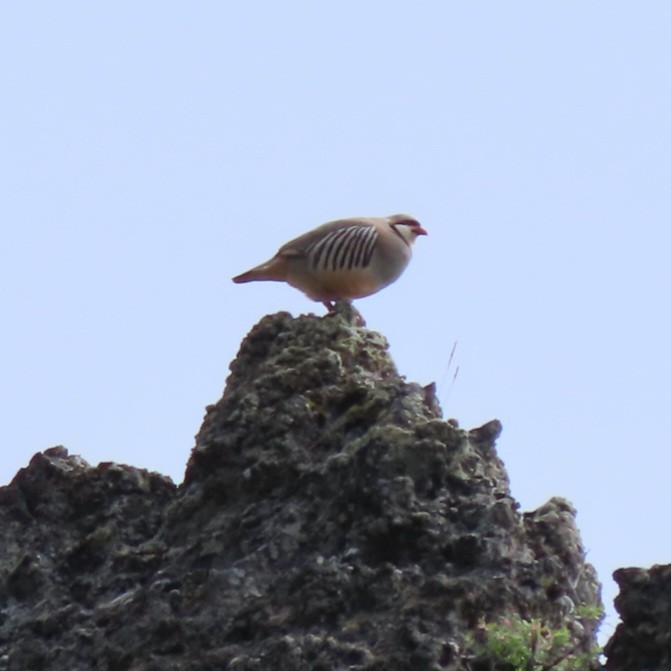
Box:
[394,218,427,236]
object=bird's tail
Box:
[232,258,287,284]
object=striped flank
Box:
[309,225,378,272]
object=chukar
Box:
[232,214,427,309]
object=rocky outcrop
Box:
[603,564,671,671]
[0,307,602,670]
[0,450,175,670]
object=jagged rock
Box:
[0,310,602,670]
[603,564,671,671]
[0,447,175,670]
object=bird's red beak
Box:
[415,226,428,236]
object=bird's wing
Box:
[276,218,377,259]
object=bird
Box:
[232,214,427,310]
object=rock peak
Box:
[187,310,441,483]
[0,311,603,670]
[175,311,602,667]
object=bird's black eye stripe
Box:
[390,221,417,247]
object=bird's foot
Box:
[325,301,366,327]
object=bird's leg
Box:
[326,300,366,327]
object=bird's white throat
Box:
[392,222,418,247]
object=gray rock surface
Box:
[603,564,671,671]
[0,307,602,670]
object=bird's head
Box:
[388,214,428,247]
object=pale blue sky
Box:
[2,2,670,643]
